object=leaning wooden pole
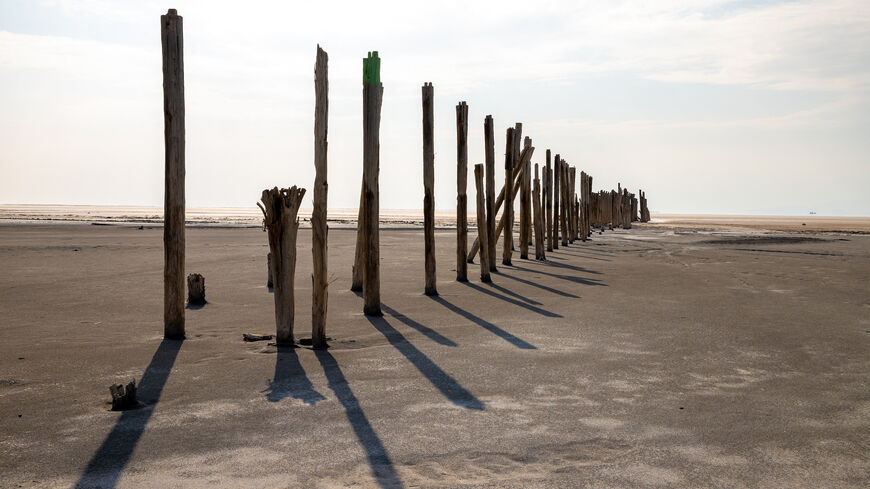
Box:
[362,52,383,315]
[484,115,497,272]
[259,186,306,346]
[455,101,468,282]
[161,8,185,340]
[473,164,491,283]
[311,45,329,348]
[422,83,438,296]
[502,127,515,265]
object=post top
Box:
[167,8,177,15]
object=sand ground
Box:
[1,222,868,488]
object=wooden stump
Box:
[362,52,383,315]
[422,83,438,296]
[455,101,468,282]
[161,8,185,340]
[311,45,329,348]
[110,379,137,411]
[473,164,491,283]
[259,186,306,346]
[186,273,205,306]
[484,115,497,272]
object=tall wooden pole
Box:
[533,163,545,260]
[512,124,522,252]
[161,9,185,340]
[553,154,560,250]
[502,127,515,265]
[422,83,438,296]
[484,115,497,272]
[545,150,553,252]
[560,160,569,246]
[473,164,491,283]
[519,138,531,259]
[311,46,329,348]
[455,101,468,282]
[362,52,382,316]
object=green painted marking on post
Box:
[363,51,380,85]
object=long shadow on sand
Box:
[73,338,183,489]
[494,268,580,298]
[508,263,608,287]
[428,296,536,350]
[461,282,562,317]
[551,248,612,262]
[524,258,603,275]
[382,304,457,347]
[365,315,484,410]
[315,350,405,489]
[264,346,327,405]
[488,281,542,305]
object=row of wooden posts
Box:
[159,9,651,347]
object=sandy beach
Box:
[1,219,869,488]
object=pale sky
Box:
[1,0,868,215]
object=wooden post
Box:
[259,186,306,346]
[473,164,491,283]
[533,164,545,260]
[466,145,532,262]
[422,83,437,296]
[569,167,577,242]
[351,181,364,291]
[545,150,553,252]
[161,9,185,340]
[186,273,205,306]
[512,124,522,252]
[362,52,382,315]
[456,101,468,282]
[519,137,531,259]
[553,154,560,249]
[560,160,569,246]
[311,45,329,348]
[484,115,497,272]
[502,127,515,265]
[579,171,587,242]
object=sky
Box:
[1,0,868,215]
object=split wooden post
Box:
[259,186,306,346]
[502,127,515,265]
[553,154,560,249]
[473,164,491,283]
[533,164,545,260]
[311,45,329,348]
[161,8,185,340]
[519,137,531,259]
[484,115,497,272]
[362,52,383,315]
[456,101,468,282]
[545,151,553,252]
[422,83,438,296]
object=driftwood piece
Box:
[455,101,468,282]
[502,127,515,265]
[161,8,185,340]
[259,186,306,346]
[473,164,491,282]
[311,45,329,348]
[533,164,545,260]
[186,273,205,306]
[110,379,137,411]
[362,53,383,315]
[422,83,438,296]
[243,333,273,342]
[484,115,497,272]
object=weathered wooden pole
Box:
[545,150,553,252]
[311,45,329,348]
[553,154,560,249]
[362,52,383,315]
[484,115,497,272]
[569,167,577,242]
[579,171,588,242]
[502,127,515,265]
[533,163,545,260]
[560,160,569,246]
[351,181,364,291]
[519,137,531,259]
[422,82,438,296]
[259,186,306,346]
[610,189,617,230]
[467,145,532,262]
[473,164,491,283]
[161,8,185,340]
[512,124,522,252]
[456,101,468,282]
